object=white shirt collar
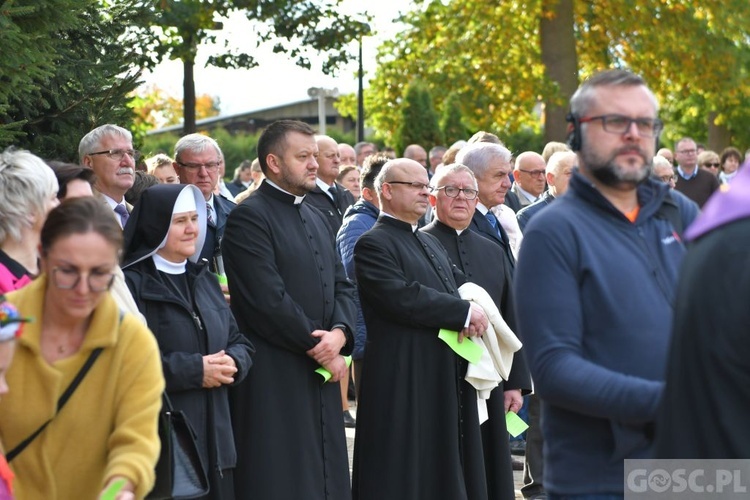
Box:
[515,184,538,203]
[315,177,335,199]
[476,202,490,216]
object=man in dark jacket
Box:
[172,133,235,273]
[305,135,356,233]
[514,69,699,497]
[335,154,389,401]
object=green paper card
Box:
[101,478,126,500]
[315,355,352,382]
[438,328,483,364]
[506,411,529,438]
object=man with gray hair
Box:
[456,142,516,272]
[352,158,489,500]
[79,124,139,228]
[354,141,377,167]
[173,133,236,271]
[514,69,699,497]
[428,145,447,177]
[422,163,531,500]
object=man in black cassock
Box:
[422,164,531,500]
[352,158,489,500]
[221,120,356,500]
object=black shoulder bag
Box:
[146,393,210,499]
[6,347,103,462]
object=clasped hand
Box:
[307,328,347,382]
[202,350,237,388]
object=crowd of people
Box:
[0,67,745,500]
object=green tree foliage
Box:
[130,85,220,133]
[1,0,154,161]
[147,0,372,133]
[440,93,469,147]
[395,81,442,155]
[367,0,750,151]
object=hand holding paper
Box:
[315,355,352,383]
[438,329,483,364]
[506,411,529,438]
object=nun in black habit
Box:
[122,184,254,499]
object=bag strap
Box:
[655,191,683,239]
[7,347,103,462]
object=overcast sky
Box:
[141,1,413,116]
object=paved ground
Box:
[344,404,525,498]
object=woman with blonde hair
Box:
[0,148,59,293]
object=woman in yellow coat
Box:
[0,197,164,499]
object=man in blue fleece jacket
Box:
[514,69,699,499]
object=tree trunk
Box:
[707,111,731,152]
[540,0,578,145]
[183,57,196,135]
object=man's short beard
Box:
[581,146,651,188]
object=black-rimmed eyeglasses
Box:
[434,185,479,200]
[385,181,432,191]
[51,267,115,292]
[579,114,663,138]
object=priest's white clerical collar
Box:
[435,217,467,235]
[381,211,418,232]
[266,179,306,205]
[152,253,187,274]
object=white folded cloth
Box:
[458,282,523,422]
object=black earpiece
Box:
[566,112,582,152]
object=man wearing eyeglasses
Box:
[513,70,699,499]
[352,158,489,500]
[511,151,547,208]
[422,164,531,500]
[516,150,577,232]
[172,133,236,272]
[673,137,720,207]
[79,124,139,229]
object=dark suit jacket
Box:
[503,190,522,212]
[470,209,516,272]
[305,182,356,234]
[226,178,247,198]
[200,193,235,269]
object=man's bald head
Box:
[315,135,340,185]
[404,144,428,169]
[375,158,430,224]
